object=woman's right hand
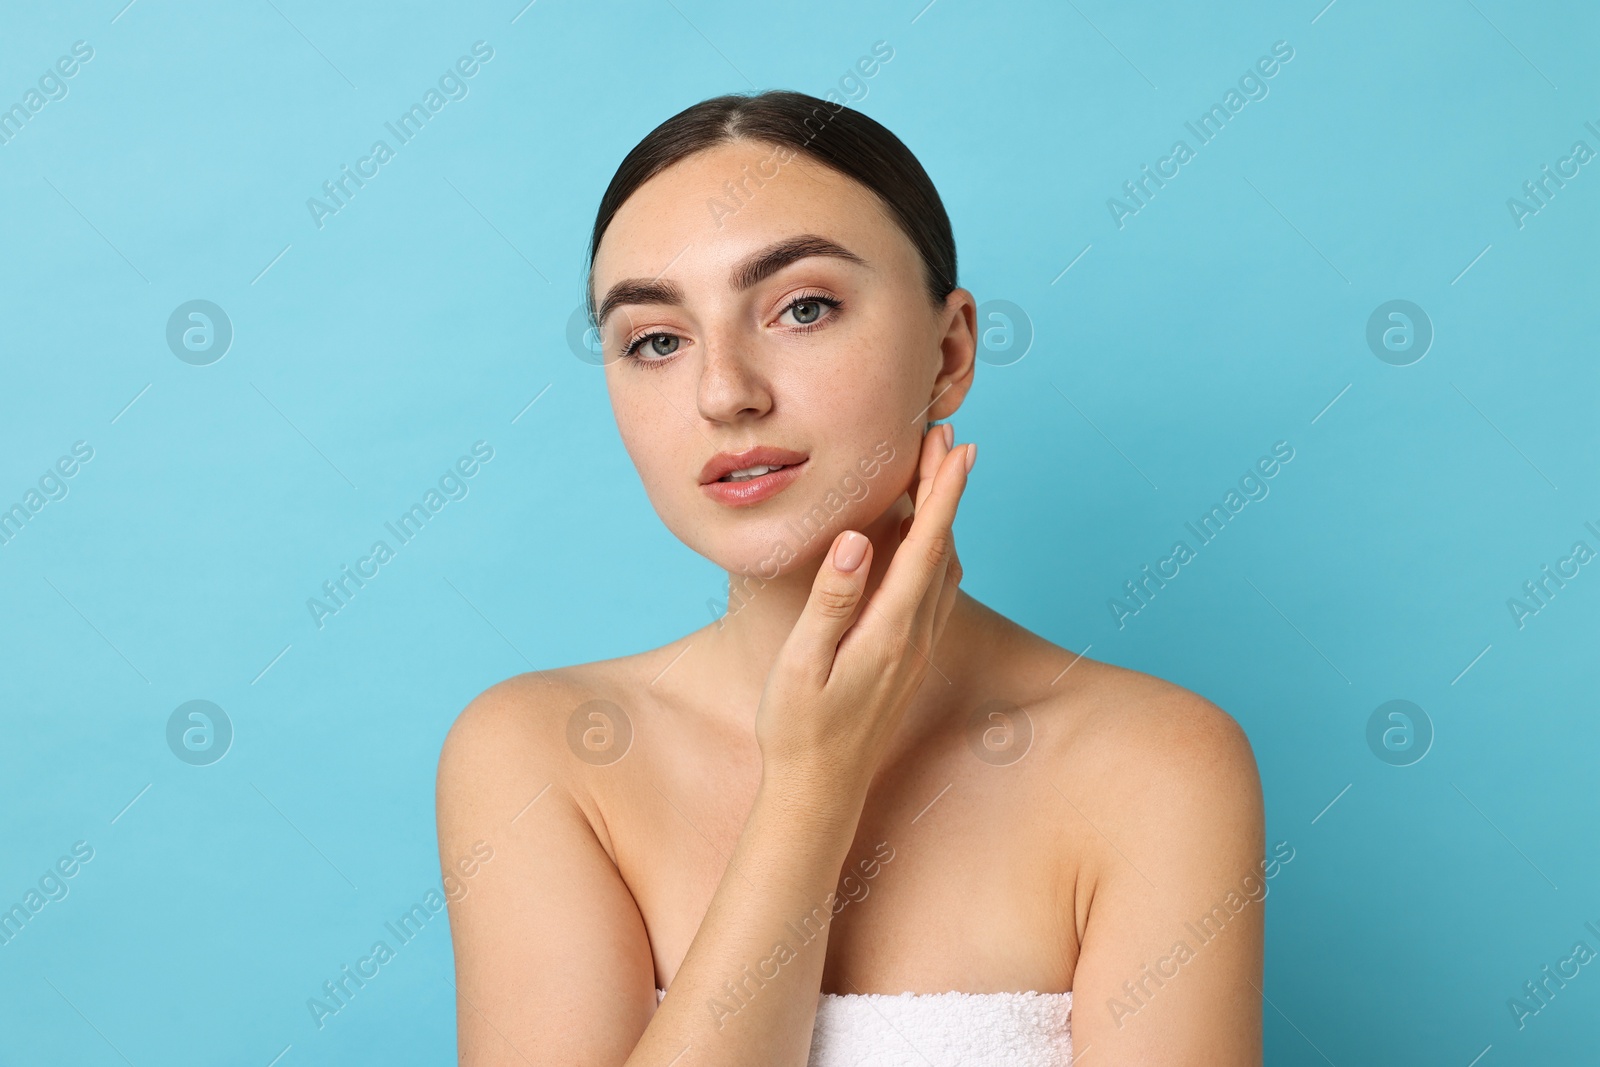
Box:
[753,423,976,806]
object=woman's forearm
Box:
[623,443,972,1065]
[624,774,866,1067]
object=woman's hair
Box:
[586,90,957,323]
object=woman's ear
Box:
[927,288,978,422]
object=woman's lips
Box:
[700,459,808,507]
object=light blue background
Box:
[2,0,1596,1063]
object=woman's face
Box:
[590,139,975,578]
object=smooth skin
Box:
[436,140,1264,1066]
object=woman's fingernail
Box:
[835,531,868,572]
[943,423,954,449]
[965,442,977,472]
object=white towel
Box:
[654,987,1073,1066]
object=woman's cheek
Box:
[883,433,923,501]
[615,419,694,529]
[831,435,919,532]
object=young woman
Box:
[436,90,1264,1066]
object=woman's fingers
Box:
[908,502,965,658]
[927,539,963,652]
[867,437,974,637]
[912,423,953,516]
[779,529,875,680]
[874,424,951,654]
[897,425,961,652]
[783,427,972,683]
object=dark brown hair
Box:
[586,90,957,323]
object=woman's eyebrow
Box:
[728,234,868,291]
[595,234,867,327]
[597,279,683,327]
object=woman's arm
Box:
[438,429,973,1066]
[435,679,870,1066]
[437,680,657,1065]
[1065,689,1266,1065]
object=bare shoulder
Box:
[1022,657,1267,1056]
[966,598,1254,790]
[437,636,679,764]
[435,657,669,1062]
[439,665,606,777]
[434,650,662,831]
[1035,653,1264,886]
[1060,659,1258,789]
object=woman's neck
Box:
[670,491,984,730]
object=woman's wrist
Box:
[756,766,869,837]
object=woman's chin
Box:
[701,536,832,584]
[691,497,908,581]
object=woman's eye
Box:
[627,332,680,359]
[778,295,840,328]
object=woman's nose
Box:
[695,334,772,424]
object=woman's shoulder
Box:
[1054,657,1254,770]
[438,644,669,772]
[974,599,1250,768]
[434,648,679,861]
[1027,649,1263,874]
[990,621,1261,829]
